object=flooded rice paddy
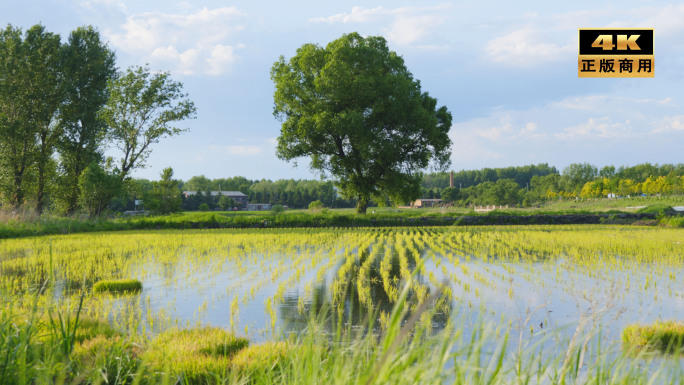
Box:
[1,225,683,356]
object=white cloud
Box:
[107,7,247,76]
[605,5,684,36]
[556,117,636,140]
[522,122,537,134]
[387,14,441,45]
[210,145,262,156]
[309,4,450,46]
[444,92,684,169]
[553,96,674,111]
[484,4,684,68]
[449,130,503,164]
[651,115,684,134]
[206,44,239,76]
[449,93,681,155]
[484,27,573,67]
[310,6,386,24]
[80,0,126,13]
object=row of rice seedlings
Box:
[356,234,384,307]
[379,241,399,302]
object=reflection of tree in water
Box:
[279,245,452,337]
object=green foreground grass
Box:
[4,285,684,385]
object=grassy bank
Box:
[1,197,682,239]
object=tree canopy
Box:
[100,65,196,180]
[271,32,452,213]
[57,26,116,214]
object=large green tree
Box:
[271,33,452,213]
[561,163,598,194]
[0,24,63,212]
[0,25,34,208]
[56,26,116,214]
[100,65,196,180]
[25,25,64,214]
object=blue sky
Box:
[2,1,683,181]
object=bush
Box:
[622,321,684,353]
[230,342,292,373]
[662,217,684,227]
[78,162,123,217]
[143,327,249,382]
[308,200,325,213]
[271,205,285,215]
[71,336,140,384]
[637,204,674,215]
[198,203,210,211]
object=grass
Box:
[93,279,142,294]
[622,321,684,354]
[532,194,684,212]
[661,216,684,227]
[142,327,249,382]
[2,195,683,239]
[4,288,684,384]
[636,204,675,214]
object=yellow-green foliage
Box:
[71,335,141,383]
[622,321,684,353]
[18,313,121,344]
[230,342,291,372]
[143,327,249,382]
[61,316,121,343]
[93,278,142,294]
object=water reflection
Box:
[279,247,452,336]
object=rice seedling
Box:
[93,278,143,294]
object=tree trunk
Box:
[12,166,25,210]
[36,171,45,214]
[36,132,49,215]
[66,163,83,215]
[356,195,369,214]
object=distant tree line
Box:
[180,176,351,209]
[426,162,684,207]
[89,162,684,214]
[119,176,356,212]
[0,24,195,216]
[421,163,558,191]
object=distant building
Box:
[412,198,442,208]
[247,203,272,211]
[182,191,248,205]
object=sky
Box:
[2,0,683,181]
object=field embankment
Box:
[1,203,681,239]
